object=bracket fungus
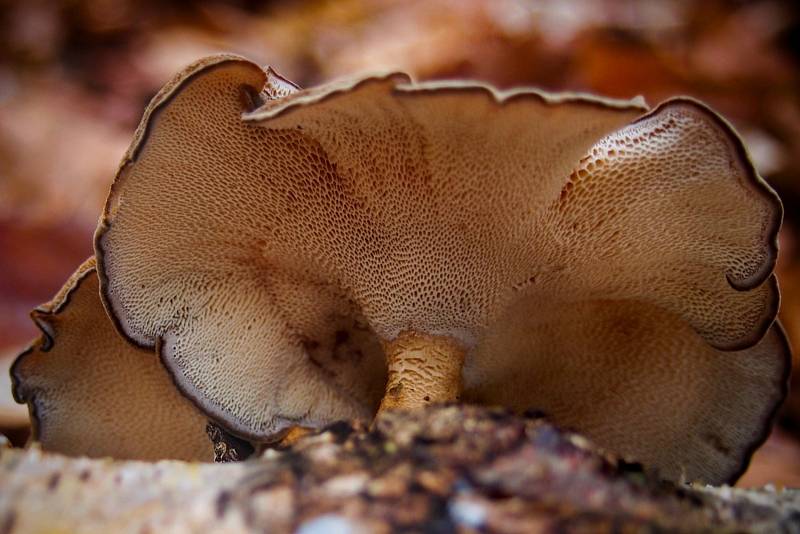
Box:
[11,257,210,461]
[93,54,789,484]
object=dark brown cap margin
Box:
[93,55,268,351]
[635,97,783,294]
[724,320,792,485]
[242,73,648,124]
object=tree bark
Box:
[1,405,798,533]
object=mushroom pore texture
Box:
[11,257,210,461]
[94,55,787,484]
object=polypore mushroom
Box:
[94,54,788,483]
[11,257,210,461]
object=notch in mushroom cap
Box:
[94,54,787,483]
[10,257,211,461]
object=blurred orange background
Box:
[0,0,798,486]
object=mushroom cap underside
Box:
[94,55,785,484]
[464,298,790,485]
[10,257,210,461]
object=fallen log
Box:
[1,405,798,533]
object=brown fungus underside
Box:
[11,257,210,461]
[95,55,787,484]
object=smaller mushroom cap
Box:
[0,348,29,441]
[11,257,210,461]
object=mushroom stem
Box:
[277,426,314,447]
[378,331,465,413]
